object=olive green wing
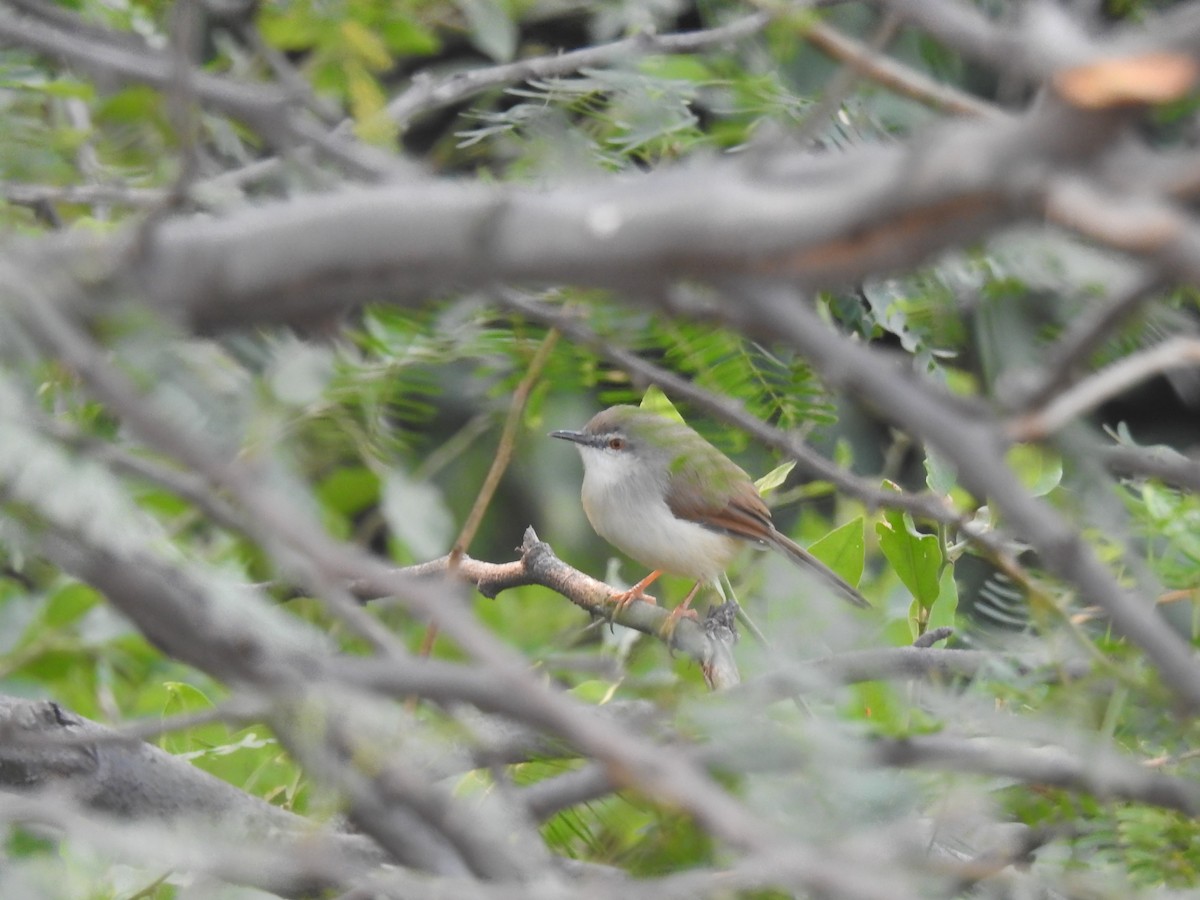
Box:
[662,425,774,542]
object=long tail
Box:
[766,529,870,609]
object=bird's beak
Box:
[549,428,588,445]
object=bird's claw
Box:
[609,585,657,614]
[605,585,657,631]
[658,605,700,653]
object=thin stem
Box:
[416,328,560,660]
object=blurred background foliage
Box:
[2,0,1200,894]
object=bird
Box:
[551,404,869,627]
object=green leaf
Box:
[875,487,940,609]
[345,59,391,139]
[378,19,441,56]
[807,516,865,589]
[924,448,957,496]
[1006,443,1062,497]
[754,461,794,495]
[6,78,95,100]
[42,582,100,629]
[317,466,381,517]
[260,10,323,49]
[848,680,901,733]
[638,55,713,83]
[570,680,618,705]
[340,19,393,71]
[927,565,959,633]
[95,86,161,124]
[639,386,685,423]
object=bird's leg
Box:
[659,579,703,645]
[610,570,663,614]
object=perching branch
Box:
[372,527,741,690]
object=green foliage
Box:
[753,460,796,495]
[808,516,865,589]
[633,320,834,452]
[876,487,942,626]
[3,0,1200,892]
[638,384,686,423]
[262,0,439,142]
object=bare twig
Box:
[1009,337,1200,441]
[417,328,561,660]
[1005,269,1165,411]
[1099,442,1200,492]
[0,181,166,208]
[385,12,772,128]
[791,12,905,147]
[875,732,1200,816]
[741,646,1091,700]
[803,19,1004,119]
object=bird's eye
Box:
[607,437,626,451]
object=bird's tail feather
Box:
[767,529,870,609]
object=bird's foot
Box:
[608,571,663,619]
[658,604,700,650]
[658,579,705,652]
[610,584,657,614]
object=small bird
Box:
[551,405,869,626]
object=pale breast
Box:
[581,464,742,581]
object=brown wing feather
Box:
[652,414,869,609]
[667,473,774,543]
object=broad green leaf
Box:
[378,19,441,55]
[345,61,397,144]
[807,516,865,588]
[340,20,393,71]
[927,566,959,633]
[260,11,323,49]
[95,86,161,124]
[317,466,381,517]
[907,597,923,641]
[42,582,100,629]
[924,448,957,496]
[346,59,387,119]
[849,680,901,732]
[875,487,940,609]
[754,461,795,495]
[883,616,914,648]
[161,680,215,717]
[570,680,619,705]
[1006,443,1062,497]
[639,386,685,423]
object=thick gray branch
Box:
[19,96,1130,332]
[0,695,382,897]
